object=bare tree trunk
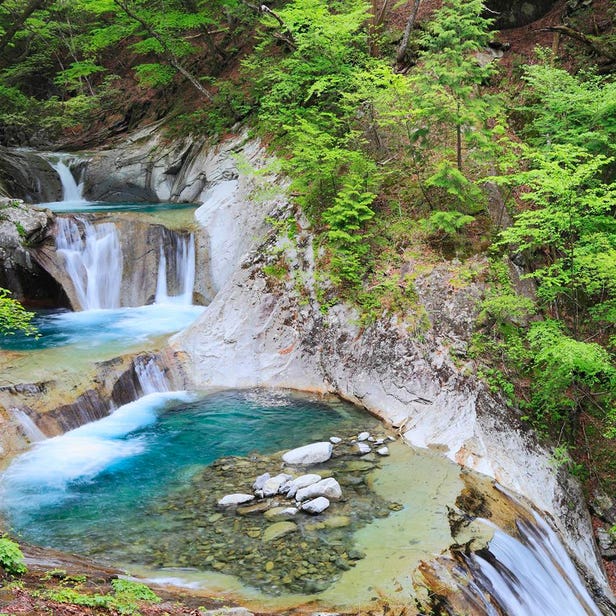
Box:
[0,0,49,55]
[113,0,213,100]
[395,0,421,66]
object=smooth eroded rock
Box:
[295,478,342,502]
[301,497,330,514]
[282,442,333,466]
[263,521,298,542]
[218,493,255,507]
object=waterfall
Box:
[463,514,602,616]
[55,217,123,310]
[50,159,86,203]
[11,409,47,443]
[135,357,169,395]
[154,233,195,305]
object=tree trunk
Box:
[395,0,421,66]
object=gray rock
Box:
[330,436,342,444]
[262,473,293,497]
[282,442,333,466]
[354,442,371,455]
[295,477,342,502]
[217,493,255,507]
[357,431,370,442]
[252,472,270,492]
[301,497,330,514]
[264,506,298,520]
[376,446,390,456]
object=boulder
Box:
[262,473,293,497]
[282,442,333,466]
[301,497,330,514]
[218,493,255,507]
[295,478,342,502]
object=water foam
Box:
[0,391,194,510]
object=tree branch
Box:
[396,0,422,66]
[540,25,616,62]
[113,0,213,100]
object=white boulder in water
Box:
[282,473,322,498]
[295,477,342,502]
[354,442,371,455]
[301,497,330,514]
[282,442,333,465]
[218,493,255,507]
[262,473,293,497]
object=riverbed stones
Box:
[218,493,255,507]
[377,446,390,456]
[357,432,370,442]
[264,506,298,520]
[262,473,292,497]
[282,441,333,465]
[354,442,371,455]
[295,478,342,502]
[330,436,342,444]
[263,521,298,542]
[252,472,270,491]
[301,497,330,514]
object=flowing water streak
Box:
[50,158,86,203]
[55,217,123,310]
[155,233,195,305]
[465,514,602,616]
[11,409,47,443]
[135,356,169,394]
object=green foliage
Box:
[0,537,27,576]
[517,50,616,157]
[420,210,475,237]
[0,288,36,337]
[41,577,160,615]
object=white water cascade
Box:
[135,357,170,395]
[50,158,86,204]
[55,217,123,310]
[464,514,603,616]
[155,233,196,305]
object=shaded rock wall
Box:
[0,149,62,203]
[486,0,558,29]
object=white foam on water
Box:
[0,391,194,510]
[155,233,196,305]
[44,303,204,348]
[45,158,89,209]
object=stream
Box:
[0,155,607,615]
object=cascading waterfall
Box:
[461,514,602,616]
[55,217,123,310]
[135,356,170,395]
[155,232,195,305]
[49,158,86,204]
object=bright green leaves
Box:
[498,145,616,327]
[0,536,27,576]
[0,287,36,337]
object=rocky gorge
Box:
[0,126,614,615]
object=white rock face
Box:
[282,442,333,466]
[218,493,255,507]
[295,478,342,502]
[301,497,330,514]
